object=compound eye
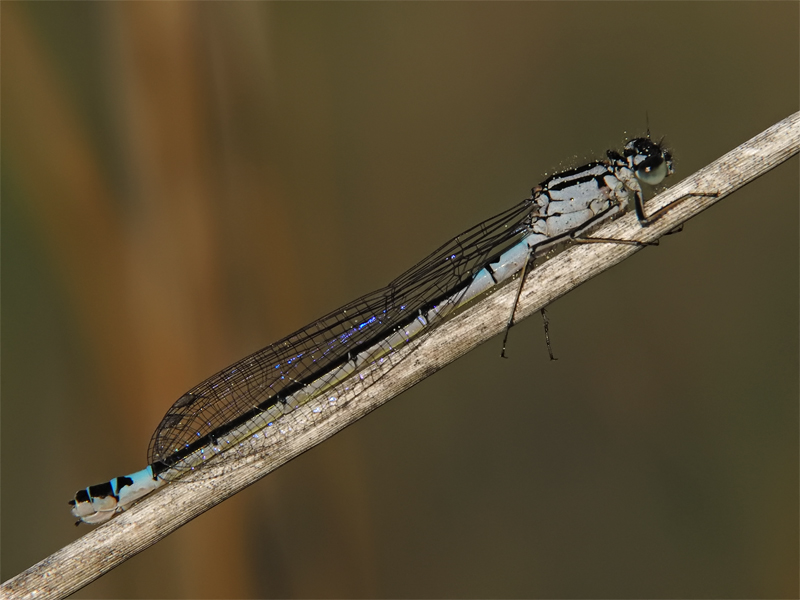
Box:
[636,158,669,186]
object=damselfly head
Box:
[623,137,674,186]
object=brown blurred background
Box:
[2,3,798,598]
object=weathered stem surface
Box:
[3,112,798,600]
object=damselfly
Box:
[70,136,674,524]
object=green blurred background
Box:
[2,2,798,598]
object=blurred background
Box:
[2,3,797,598]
